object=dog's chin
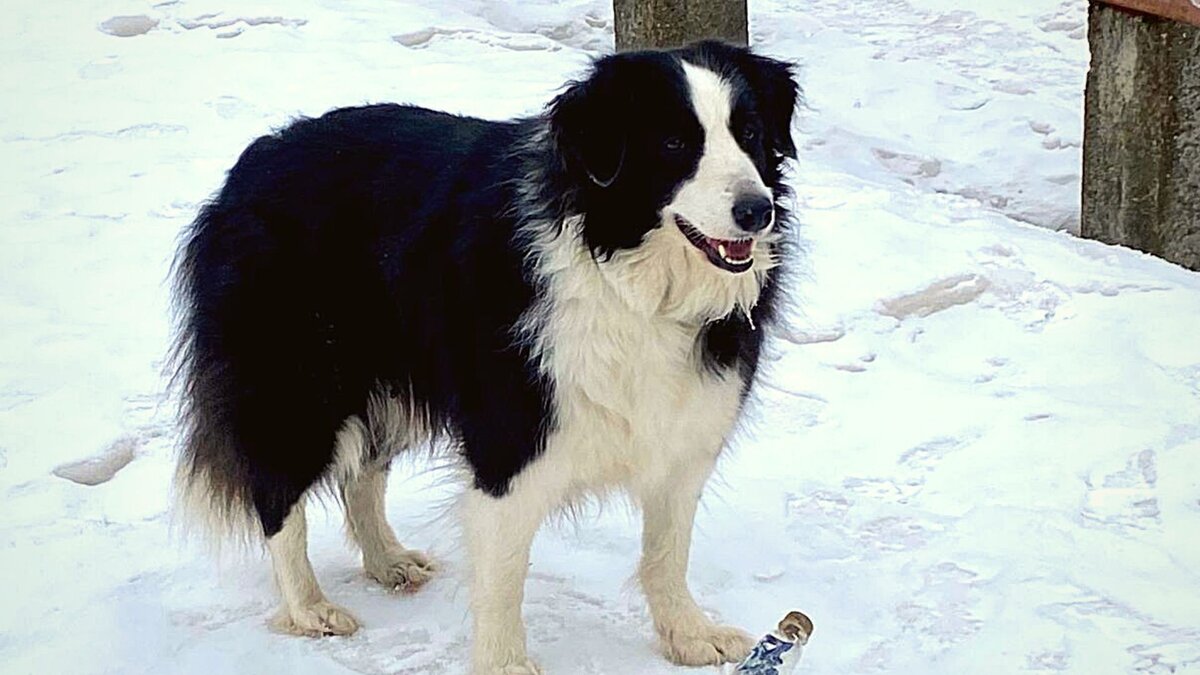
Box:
[671,214,755,274]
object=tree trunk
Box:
[614,0,747,52]
[1082,4,1200,271]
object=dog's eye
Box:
[663,137,686,153]
[740,127,758,142]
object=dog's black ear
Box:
[549,63,629,188]
[741,53,799,160]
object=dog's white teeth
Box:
[715,243,751,265]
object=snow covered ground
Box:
[2,0,1199,673]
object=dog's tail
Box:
[168,203,259,549]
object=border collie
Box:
[173,40,799,674]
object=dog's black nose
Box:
[732,195,774,233]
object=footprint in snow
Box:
[855,515,940,552]
[1037,2,1087,40]
[832,351,875,372]
[898,435,973,474]
[176,15,307,39]
[787,490,853,521]
[1071,280,1172,297]
[322,627,456,675]
[871,147,943,181]
[393,28,560,52]
[1026,650,1070,671]
[894,562,983,651]
[1081,449,1160,530]
[52,436,140,486]
[1029,121,1055,136]
[974,356,1009,383]
[876,274,990,320]
[842,477,923,504]
[1039,592,1200,671]
[99,15,159,37]
[1028,120,1082,151]
[778,323,845,346]
[936,81,991,111]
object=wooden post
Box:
[613,0,748,52]
[1098,0,1200,27]
[1082,2,1200,270]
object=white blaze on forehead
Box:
[671,61,770,240]
[681,61,736,142]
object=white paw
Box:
[365,548,436,593]
[472,660,543,675]
[660,622,755,666]
[271,600,360,637]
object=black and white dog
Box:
[173,40,799,674]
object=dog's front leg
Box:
[462,484,553,675]
[637,458,755,666]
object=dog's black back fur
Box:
[173,42,797,538]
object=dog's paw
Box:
[365,548,436,593]
[271,600,360,637]
[471,659,543,675]
[661,622,755,666]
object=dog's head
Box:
[546,41,799,319]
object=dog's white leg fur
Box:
[463,470,566,675]
[267,499,360,636]
[637,457,754,666]
[342,464,435,592]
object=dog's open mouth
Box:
[674,214,754,274]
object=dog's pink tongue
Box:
[726,239,753,259]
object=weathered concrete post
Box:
[1082,3,1200,270]
[613,0,748,52]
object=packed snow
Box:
[2,0,1199,673]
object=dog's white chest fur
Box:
[523,222,753,495]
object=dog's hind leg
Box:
[342,463,436,592]
[267,499,360,637]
